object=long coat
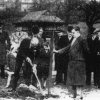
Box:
[66,36,89,86]
[0,32,11,65]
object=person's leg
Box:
[72,85,77,98]
[25,62,32,86]
[0,65,5,78]
[55,69,63,84]
[86,63,91,86]
[63,70,67,85]
[78,85,84,99]
[94,69,98,86]
[96,64,100,88]
[86,69,91,86]
[11,56,24,91]
[94,63,100,87]
[63,63,68,85]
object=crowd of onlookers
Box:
[0,24,100,98]
[54,25,100,98]
[54,26,100,88]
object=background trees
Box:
[79,0,100,34]
[0,0,100,35]
[0,0,26,34]
[64,0,86,24]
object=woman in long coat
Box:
[54,26,90,98]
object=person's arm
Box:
[6,32,11,50]
[53,44,70,54]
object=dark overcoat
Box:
[11,36,50,89]
[55,35,69,72]
[67,36,89,86]
[0,32,10,65]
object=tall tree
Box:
[64,0,86,24]
[0,0,25,23]
[79,0,100,34]
[0,0,26,34]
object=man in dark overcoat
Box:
[55,32,69,84]
[55,26,73,85]
[54,26,90,98]
[93,30,100,88]
[86,34,97,86]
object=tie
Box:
[71,37,76,46]
[69,37,73,44]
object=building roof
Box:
[20,10,64,23]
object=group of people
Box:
[0,24,100,99]
[87,29,100,88]
[54,25,89,98]
[54,25,100,98]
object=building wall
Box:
[0,0,33,11]
[20,0,33,11]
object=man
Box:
[86,33,97,86]
[55,25,73,85]
[54,26,90,98]
[0,26,11,78]
[9,26,48,91]
[93,29,100,88]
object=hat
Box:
[67,25,74,33]
[32,25,39,34]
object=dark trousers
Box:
[0,65,5,78]
[11,56,32,90]
[94,63,100,86]
[63,66,68,85]
[56,69,63,84]
[86,69,91,85]
[86,64,92,85]
[85,56,95,86]
[56,67,67,84]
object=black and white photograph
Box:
[0,0,100,100]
